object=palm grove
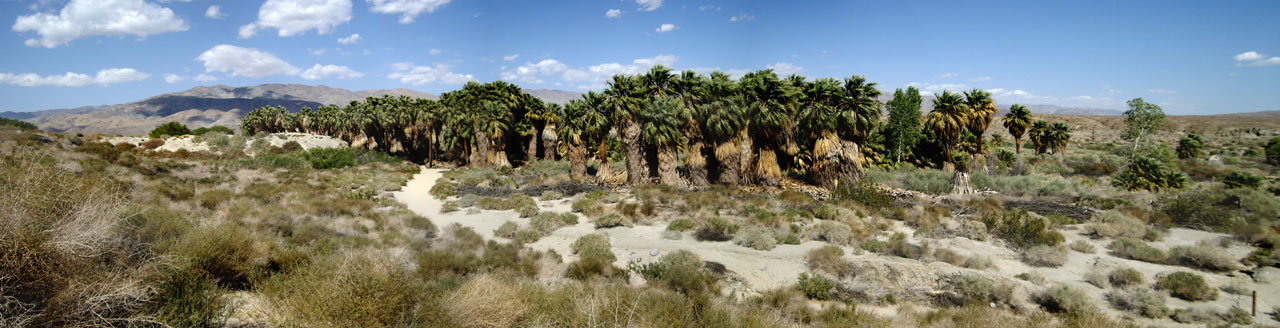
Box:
[241,65,1075,189]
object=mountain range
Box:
[1,83,1174,136]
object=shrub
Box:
[539,190,563,201]
[260,250,420,327]
[149,266,226,327]
[1221,307,1252,325]
[1176,134,1204,159]
[666,218,696,231]
[860,239,888,253]
[1112,156,1187,192]
[140,138,165,150]
[1267,137,1280,165]
[447,274,528,328]
[694,217,739,241]
[933,248,968,266]
[0,117,38,130]
[796,273,836,300]
[150,121,191,138]
[429,179,458,199]
[593,214,626,228]
[494,221,519,238]
[191,125,234,135]
[1084,270,1108,289]
[1223,171,1262,189]
[1166,241,1241,272]
[632,250,717,295]
[832,180,890,208]
[1107,238,1167,262]
[1105,287,1170,318]
[1108,267,1145,288]
[982,210,1063,249]
[1022,245,1068,267]
[196,189,234,209]
[1155,271,1217,301]
[1083,211,1148,240]
[1033,284,1095,316]
[516,204,539,218]
[570,198,603,218]
[280,140,303,152]
[1068,240,1095,253]
[171,224,268,288]
[734,226,777,251]
[803,220,855,246]
[963,256,994,270]
[887,232,926,259]
[946,274,994,306]
[570,234,615,262]
[806,245,852,278]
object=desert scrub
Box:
[1166,240,1241,272]
[494,221,519,238]
[1068,240,1095,253]
[1108,267,1145,288]
[734,226,777,250]
[1083,270,1108,288]
[260,250,422,327]
[886,232,926,259]
[529,212,576,233]
[981,209,1063,249]
[538,190,563,201]
[570,234,615,262]
[1107,238,1167,263]
[1155,271,1218,301]
[864,166,953,194]
[806,245,852,278]
[1033,284,1095,316]
[796,273,836,300]
[446,274,529,328]
[944,273,995,306]
[1021,245,1068,267]
[196,189,234,209]
[631,250,718,295]
[694,217,739,241]
[1105,286,1170,318]
[593,214,627,228]
[666,218,696,231]
[803,220,855,246]
[516,203,539,218]
[570,198,604,218]
[1083,211,1151,240]
[429,179,458,199]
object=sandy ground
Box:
[393,167,1280,325]
[105,132,348,153]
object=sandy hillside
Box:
[393,167,1280,326]
[104,132,348,153]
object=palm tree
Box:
[924,91,970,168]
[540,103,562,160]
[1003,104,1032,154]
[642,96,686,186]
[1028,120,1050,155]
[802,77,848,188]
[605,74,646,184]
[963,89,997,155]
[1049,122,1071,155]
[522,95,552,161]
[739,70,790,186]
[701,72,745,185]
[673,70,710,186]
[578,92,613,183]
[559,99,590,181]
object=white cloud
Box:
[367,0,450,24]
[13,0,189,48]
[1235,51,1264,61]
[501,59,569,84]
[0,68,149,87]
[605,9,622,18]
[196,45,300,78]
[970,76,991,82]
[239,0,352,38]
[938,72,959,78]
[193,74,218,82]
[388,62,474,85]
[1234,51,1280,67]
[563,54,678,88]
[655,23,677,33]
[309,48,328,55]
[1148,88,1177,95]
[907,82,969,95]
[205,5,224,19]
[503,54,520,62]
[163,73,184,83]
[301,64,363,80]
[429,48,442,55]
[698,5,716,11]
[766,62,803,76]
[729,13,754,22]
[337,33,360,44]
[635,0,663,11]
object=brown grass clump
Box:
[262,249,422,326]
[447,274,529,328]
[1166,240,1241,272]
[806,245,852,278]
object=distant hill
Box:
[0,84,586,135]
[874,94,1123,116]
[1221,110,1280,117]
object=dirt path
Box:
[392,167,825,292]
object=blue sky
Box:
[0,0,1277,114]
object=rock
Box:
[1208,155,1223,164]
[650,249,660,257]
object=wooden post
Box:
[1253,290,1257,316]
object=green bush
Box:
[796,273,836,300]
[632,250,717,295]
[832,180,890,208]
[1068,240,1095,254]
[1223,171,1262,189]
[570,234,615,262]
[946,274,994,306]
[806,245,852,278]
[1109,267,1145,288]
[734,226,777,251]
[494,221,519,238]
[192,125,234,136]
[1107,238,1167,263]
[150,121,191,138]
[429,179,457,199]
[593,214,626,228]
[1105,287,1170,318]
[1033,284,1095,316]
[1266,137,1280,165]
[196,189,234,209]
[666,218,696,231]
[1112,156,1187,191]
[1155,271,1217,301]
[694,217,739,241]
[982,210,1063,249]
[803,220,855,246]
[0,117,38,130]
[1167,241,1240,272]
[1176,134,1204,159]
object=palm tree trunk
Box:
[737,129,753,185]
[622,120,645,185]
[542,124,556,160]
[490,135,510,168]
[568,135,587,182]
[810,131,862,190]
[658,147,683,187]
[473,129,489,168]
[1014,136,1022,154]
[597,139,612,184]
[527,126,538,162]
[755,145,782,187]
[715,139,739,186]
[686,139,709,187]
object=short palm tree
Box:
[641,96,686,186]
[924,91,971,168]
[1028,120,1050,155]
[1049,122,1071,155]
[701,71,745,185]
[739,69,789,186]
[605,74,646,184]
[1003,104,1032,154]
[963,89,997,155]
[559,99,590,181]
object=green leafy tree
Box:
[1112,156,1187,191]
[150,121,191,138]
[1003,104,1033,154]
[0,117,37,130]
[1176,134,1204,159]
[1123,98,1166,158]
[884,87,922,163]
[1223,171,1262,189]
